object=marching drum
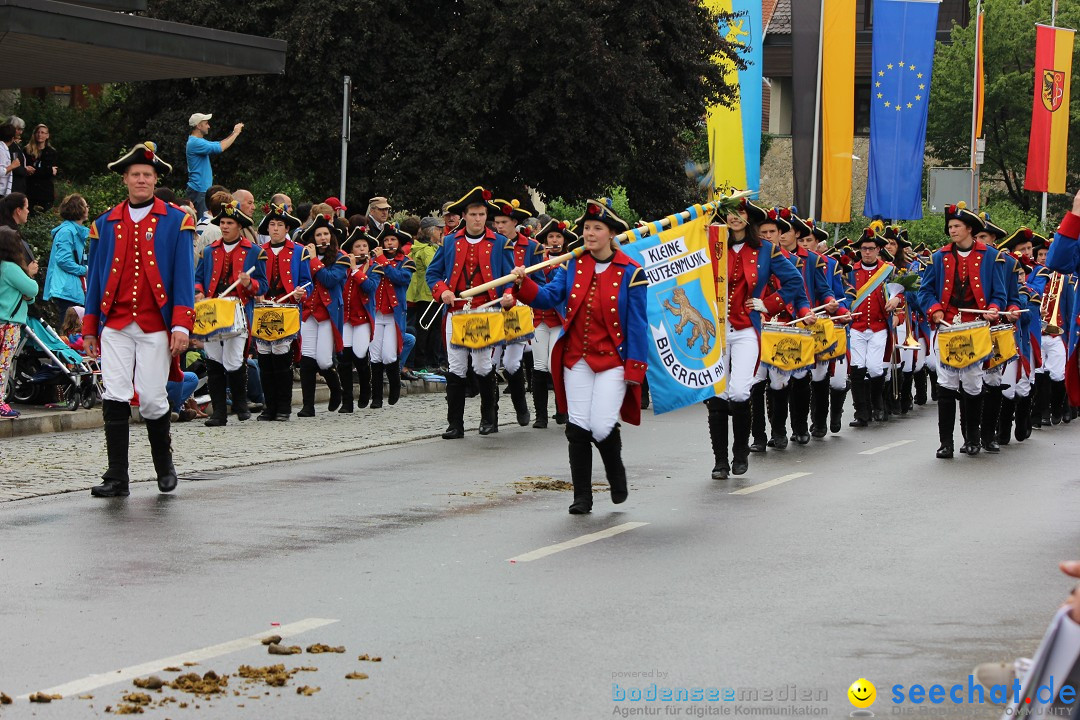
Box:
[936,320,992,369]
[192,297,247,341]
[988,323,1018,369]
[759,324,816,372]
[809,317,840,362]
[252,302,301,344]
[450,308,505,350]
[502,304,535,344]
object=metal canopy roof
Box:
[0,0,286,89]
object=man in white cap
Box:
[186,112,244,218]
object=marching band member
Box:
[799,219,853,436]
[339,226,378,412]
[1042,201,1080,425]
[531,219,576,428]
[426,186,516,439]
[847,226,904,427]
[708,200,811,479]
[297,214,349,417]
[918,202,1011,459]
[491,198,545,427]
[195,200,266,426]
[903,233,934,406]
[996,227,1044,444]
[368,223,416,408]
[254,203,309,421]
[782,211,838,444]
[511,199,647,514]
[883,226,918,415]
[973,214,1017,453]
[83,142,195,497]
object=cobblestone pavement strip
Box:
[0,393,468,502]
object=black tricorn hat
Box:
[343,225,377,253]
[857,225,886,248]
[806,218,829,243]
[536,219,577,248]
[445,186,500,217]
[574,198,629,234]
[108,141,172,176]
[1000,226,1048,251]
[299,213,343,243]
[376,222,412,245]
[977,212,1007,241]
[945,201,984,235]
[787,208,811,238]
[737,198,768,224]
[211,200,254,229]
[762,207,793,235]
[491,198,533,222]
[258,202,302,234]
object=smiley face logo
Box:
[848,678,876,708]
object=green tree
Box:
[123,0,737,217]
[927,0,1080,217]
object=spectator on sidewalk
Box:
[194,190,232,258]
[185,113,243,217]
[43,193,89,319]
[59,307,84,352]
[24,124,58,214]
[0,226,40,418]
[0,192,34,263]
[0,123,17,196]
[5,116,27,196]
[167,371,200,422]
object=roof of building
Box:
[768,0,790,35]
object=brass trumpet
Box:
[1041,271,1065,336]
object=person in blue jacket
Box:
[297,214,349,417]
[368,223,416,408]
[43,193,89,319]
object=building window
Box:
[855,81,871,136]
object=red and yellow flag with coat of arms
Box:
[1024,24,1076,194]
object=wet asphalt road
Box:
[2,401,1080,719]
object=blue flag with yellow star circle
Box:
[864,0,941,220]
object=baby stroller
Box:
[5,317,102,410]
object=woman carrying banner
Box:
[707,199,811,480]
[511,199,647,514]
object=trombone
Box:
[1040,271,1065,336]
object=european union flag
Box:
[864,0,941,220]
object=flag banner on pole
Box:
[821,0,857,223]
[975,9,985,139]
[1024,24,1075,194]
[864,0,941,220]
[705,0,763,197]
[620,210,726,414]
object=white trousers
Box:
[753,363,791,390]
[444,311,495,377]
[343,323,371,360]
[301,317,335,370]
[720,327,759,402]
[370,312,398,364]
[1003,355,1032,399]
[850,329,888,378]
[204,333,247,371]
[983,365,1003,387]
[532,324,559,373]
[829,355,849,390]
[100,323,171,420]
[564,359,624,441]
[932,330,984,394]
[501,341,525,374]
[255,338,292,355]
[1040,334,1066,381]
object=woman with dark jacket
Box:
[24,124,59,213]
[43,194,89,319]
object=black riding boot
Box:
[981,385,1002,453]
[870,373,887,422]
[900,371,914,414]
[788,375,811,444]
[729,399,751,475]
[830,387,848,433]
[273,353,294,420]
[442,373,466,439]
[386,360,402,405]
[369,362,385,409]
[849,367,869,427]
[1015,393,1033,441]
[594,425,628,504]
[1035,373,1050,427]
[227,364,250,421]
[750,380,768,451]
[706,397,729,479]
[532,370,550,428]
[256,354,277,420]
[91,399,131,497]
[1051,379,1067,425]
[809,379,830,438]
[478,371,500,435]
[936,388,957,458]
[204,360,228,426]
[507,367,531,426]
[929,368,940,401]
[354,357,371,409]
[961,390,983,456]
[766,385,789,449]
[297,356,318,417]
[566,423,594,514]
[997,396,1015,446]
[145,412,178,492]
[640,377,651,410]
[523,350,533,393]
[321,365,342,412]
[338,353,355,413]
[913,367,928,405]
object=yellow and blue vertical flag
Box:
[864,0,941,220]
[704,0,763,197]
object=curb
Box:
[2,377,447,438]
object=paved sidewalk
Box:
[0,390,486,502]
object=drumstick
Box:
[459,190,754,299]
[958,307,1028,315]
[274,282,312,304]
